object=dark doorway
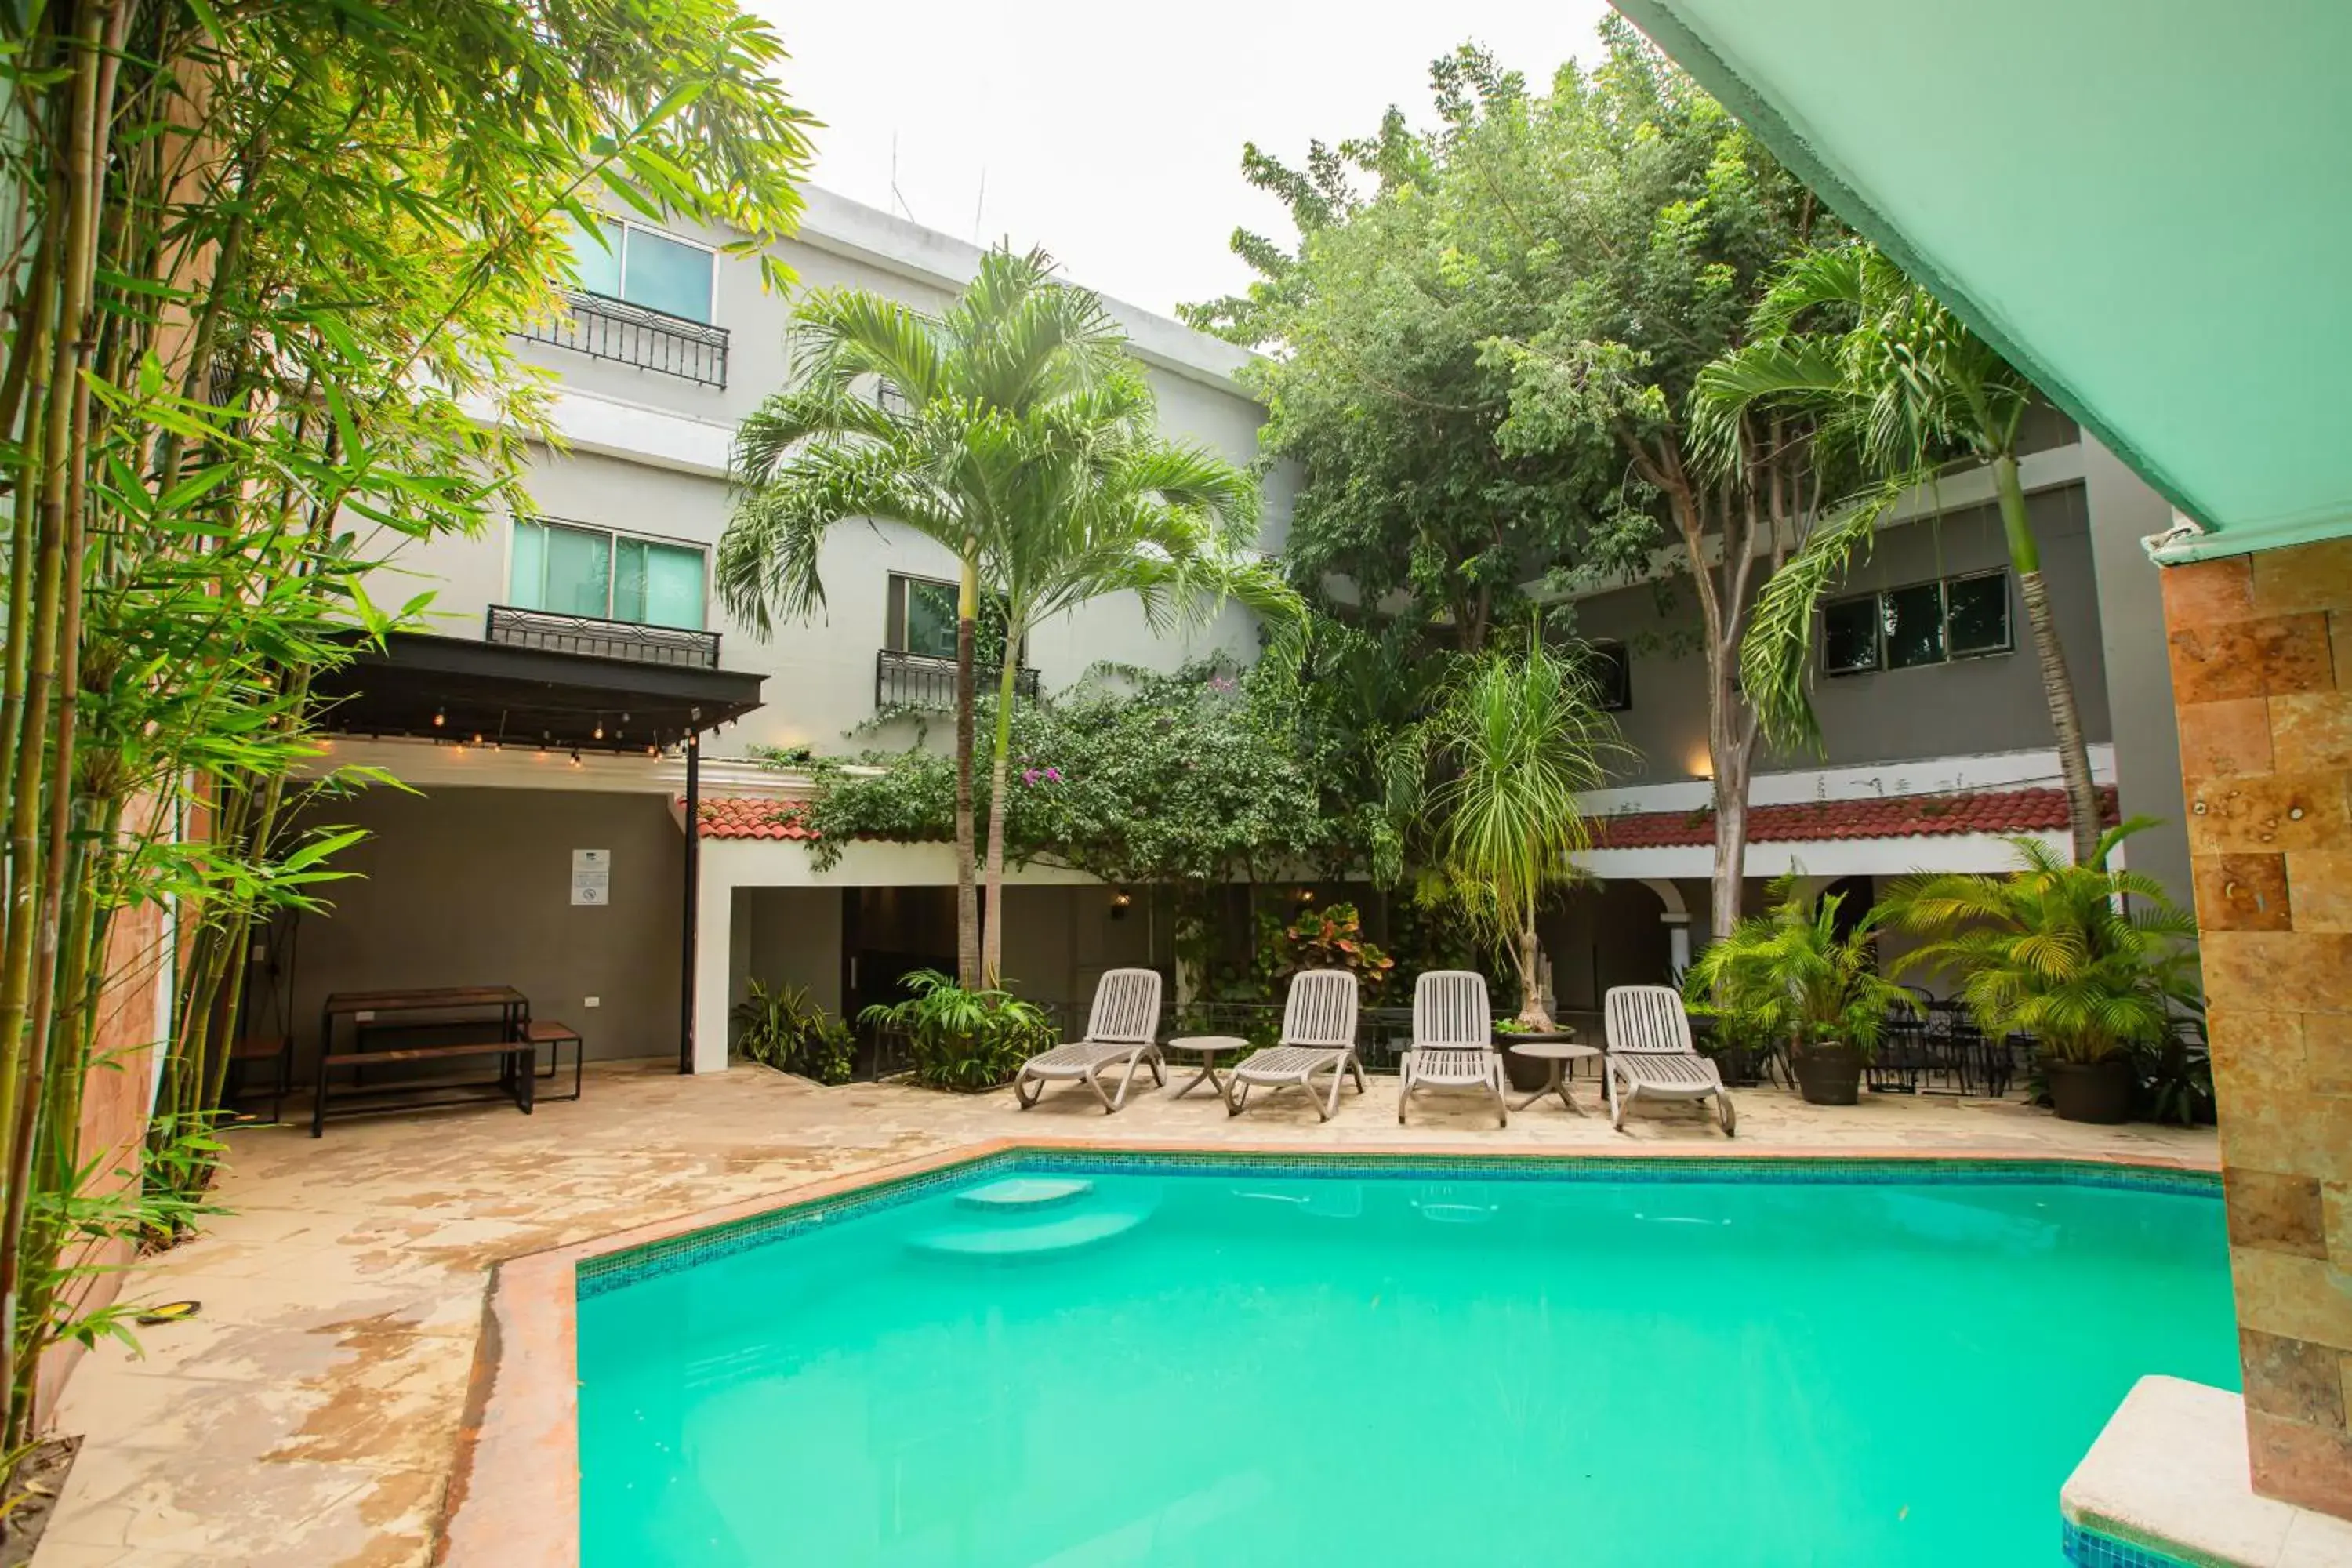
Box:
[844,885,959,1022]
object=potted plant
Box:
[1684,873,1913,1105]
[858,968,1056,1092]
[731,980,856,1085]
[1877,821,2195,1125]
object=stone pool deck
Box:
[31,1058,2218,1567]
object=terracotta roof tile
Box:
[694,797,817,840]
[1586,786,2119,851]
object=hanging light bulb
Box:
[471,732,484,746]
[432,709,445,728]
[593,718,605,740]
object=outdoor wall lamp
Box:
[1109,890,1132,920]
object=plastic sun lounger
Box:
[1397,970,1507,1127]
[1604,985,1735,1137]
[1014,967,1164,1114]
[1225,970,1363,1121]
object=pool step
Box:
[909,1207,1147,1258]
[955,1177,1094,1212]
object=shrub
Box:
[859,969,1055,1091]
[731,981,855,1085]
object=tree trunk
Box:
[979,648,1019,989]
[1994,454,2101,863]
[1514,887,1553,1029]
[953,556,979,988]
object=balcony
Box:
[875,648,1040,711]
[486,605,721,670]
[516,289,729,388]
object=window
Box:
[1585,641,1632,711]
[1821,569,2013,677]
[511,518,706,630]
[559,215,717,324]
[886,573,1015,666]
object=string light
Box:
[593,719,604,740]
[431,709,445,728]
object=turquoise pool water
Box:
[578,1163,2234,1566]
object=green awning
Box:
[1613,0,2352,563]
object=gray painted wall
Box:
[288,787,684,1065]
[1575,481,2112,783]
[2082,435,2194,907]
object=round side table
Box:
[1504,1039,1602,1113]
[1167,1036,1248,1100]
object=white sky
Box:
[744,0,1618,318]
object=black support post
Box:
[680,727,701,1074]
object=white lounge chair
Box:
[1225,970,1363,1120]
[1398,970,1507,1127]
[1013,968,1164,1113]
[1604,985,1735,1136]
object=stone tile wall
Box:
[2165,535,2352,1519]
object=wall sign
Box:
[571,848,611,906]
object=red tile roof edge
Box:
[1585,785,2119,851]
[692,784,2119,851]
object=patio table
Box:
[1504,1036,1600,1114]
[1166,1036,1249,1101]
[313,985,535,1136]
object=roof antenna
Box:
[890,134,916,224]
[971,166,988,244]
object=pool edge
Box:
[439,1139,2224,1566]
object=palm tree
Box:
[1694,241,2105,863]
[1402,629,1622,1028]
[968,365,1302,985]
[1875,819,2196,1065]
[719,247,1130,986]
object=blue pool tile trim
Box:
[2061,1517,2198,1567]
[572,1150,2220,1300]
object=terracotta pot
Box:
[2045,1058,2136,1124]
[1791,1040,1863,1105]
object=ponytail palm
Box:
[1407,631,1622,1028]
[1877,819,2196,1065]
[720,246,1131,986]
[1694,242,2103,863]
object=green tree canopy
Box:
[1184,47,1654,653]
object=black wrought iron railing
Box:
[486,604,720,670]
[875,648,1040,712]
[517,289,729,387]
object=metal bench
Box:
[310,1037,534,1138]
[522,1019,584,1103]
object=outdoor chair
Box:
[1603,985,1734,1136]
[1225,970,1363,1120]
[1398,971,1507,1127]
[1013,967,1164,1113]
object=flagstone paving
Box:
[31,1059,2216,1566]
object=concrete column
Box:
[2164,538,2352,1519]
[691,852,735,1074]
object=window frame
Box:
[1820,568,2016,678]
[507,515,710,630]
[1585,639,1633,712]
[884,572,1023,664]
[566,214,720,326]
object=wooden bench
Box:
[311,1036,534,1138]
[522,1020,584,1103]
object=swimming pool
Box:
[576,1157,2232,1566]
